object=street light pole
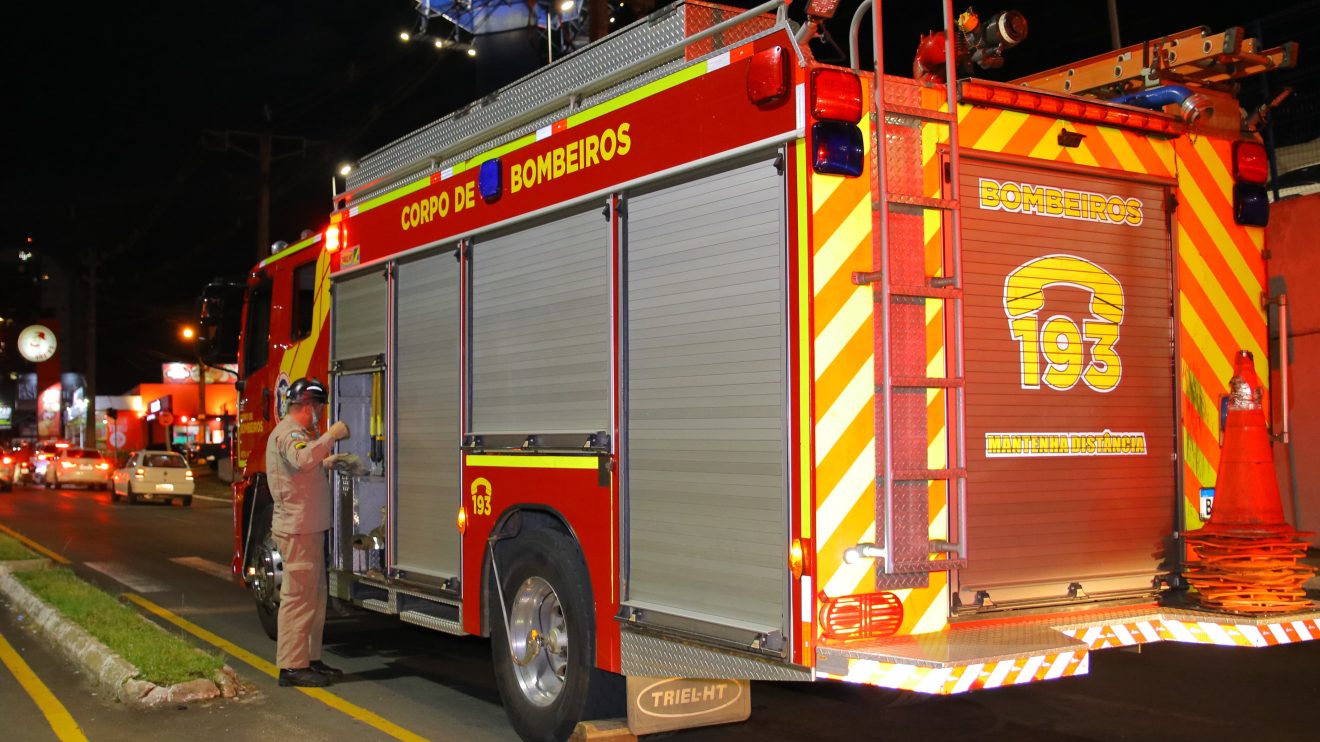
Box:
[182,326,205,449]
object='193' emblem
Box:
[1003,254,1124,393]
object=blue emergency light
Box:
[811,122,864,177]
[479,158,502,202]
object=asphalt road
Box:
[2,477,1318,742]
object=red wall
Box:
[1267,193,1320,545]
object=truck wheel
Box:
[181,496,193,507]
[490,528,620,742]
[250,503,282,641]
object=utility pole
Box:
[203,130,321,264]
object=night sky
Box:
[4,0,1316,394]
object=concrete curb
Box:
[0,563,241,707]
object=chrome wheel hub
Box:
[251,537,283,610]
[509,576,568,707]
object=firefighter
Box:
[266,377,351,687]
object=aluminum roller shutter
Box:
[333,270,388,362]
[958,158,1175,608]
[393,251,461,578]
[625,155,788,634]
[470,209,609,434]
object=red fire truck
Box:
[211,1,1314,739]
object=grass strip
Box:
[15,569,223,686]
[0,533,37,561]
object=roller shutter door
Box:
[625,155,788,633]
[958,158,1175,607]
[469,209,609,434]
[394,251,461,578]
[333,270,388,362]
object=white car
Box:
[111,451,195,506]
[46,448,113,490]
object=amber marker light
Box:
[789,539,805,579]
[457,506,468,534]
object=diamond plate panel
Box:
[620,629,812,681]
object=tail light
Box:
[818,592,903,642]
[457,506,468,534]
[1231,140,1270,227]
[1233,140,1269,185]
[134,468,146,479]
[185,470,194,479]
[810,68,863,124]
[96,462,110,470]
[2,456,10,465]
[60,461,75,469]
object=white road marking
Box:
[83,562,172,594]
[169,556,233,582]
[188,494,230,503]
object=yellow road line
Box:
[122,594,429,742]
[0,522,70,564]
[0,631,88,742]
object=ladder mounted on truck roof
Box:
[1011,25,1298,99]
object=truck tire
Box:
[249,503,282,641]
[490,527,621,742]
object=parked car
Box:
[31,441,70,483]
[111,451,194,506]
[0,453,15,491]
[8,443,34,484]
[46,448,113,490]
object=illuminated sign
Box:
[0,402,12,429]
[979,178,1144,227]
[161,363,240,384]
[17,324,57,363]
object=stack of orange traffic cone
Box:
[1182,351,1316,614]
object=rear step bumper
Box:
[815,604,1320,694]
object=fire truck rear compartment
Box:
[955,159,1176,611]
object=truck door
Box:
[623,153,790,645]
[957,157,1176,609]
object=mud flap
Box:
[624,676,750,735]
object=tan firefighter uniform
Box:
[266,414,337,670]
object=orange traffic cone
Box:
[1183,351,1315,614]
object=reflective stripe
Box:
[465,454,598,470]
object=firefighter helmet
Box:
[287,378,328,407]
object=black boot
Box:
[309,660,343,678]
[279,667,330,687]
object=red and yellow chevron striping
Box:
[1062,615,1320,649]
[817,650,1089,694]
[1173,135,1269,528]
